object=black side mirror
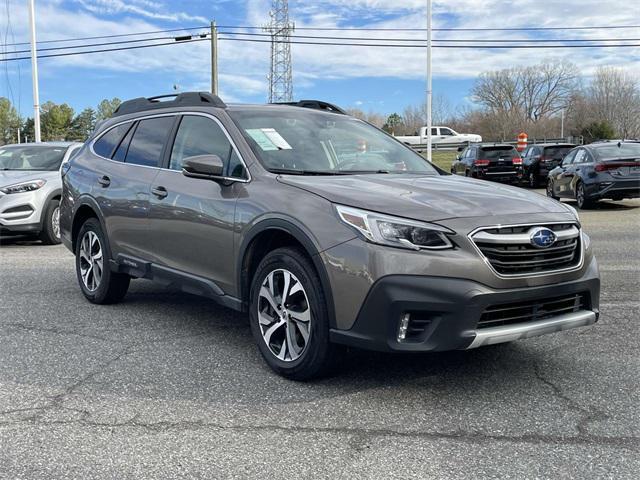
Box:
[457,146,464,152]
[182,154,224,179]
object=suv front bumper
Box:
[330,256,599,352]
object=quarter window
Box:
[125,117,174,167]
[93,123,131,159]
[169,115,245,178]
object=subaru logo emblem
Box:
[529,227,557,248]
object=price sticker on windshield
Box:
[246,128,292,151]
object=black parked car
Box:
[452,144,523,184]
[521,143,576,188]
[547,141,640,209]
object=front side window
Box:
[440,128,454,136]
[229,108,438,175]
[169,115,244,178]
[125,117,174,167]
[0,146,67,171]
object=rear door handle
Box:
[151,186,168,199]
[98,175,110,187]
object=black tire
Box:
[249,247,336,380]
[75,218,130,304]
[546,179,559,200]
[575,182,595,209]
[38,199,62,245]
[528,171,539,189]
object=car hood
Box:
[0,170,60,188]
[278,174,569,222]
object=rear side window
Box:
[125,117,175,167]
[93,123,131,158]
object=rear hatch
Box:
[541,145,575,169]
[479,146,520,173]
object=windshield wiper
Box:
[270,168,351,176]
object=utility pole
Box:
[263,0,294,103]
[28,0,41,143]
[560,109,565,139]
[426,0,433,163]
[17,127,21,144]
[210,21,218,95]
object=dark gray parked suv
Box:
[60,92,600,379]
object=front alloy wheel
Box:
[546,179,559,200]
[257,269,311,362]
[249,247,336,380]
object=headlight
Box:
[335,205,454,250]
[563,203,580,221]
[0,179,46,195]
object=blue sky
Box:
[1,0,638,119]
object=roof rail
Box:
[113,92,226,117]
[273,100,347,115]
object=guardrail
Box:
[406,136,583,152]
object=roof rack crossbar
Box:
[113,91,226,117]
[272,100,347,115]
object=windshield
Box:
[229,108,438,175]
[595,143,640,160]
[0,146,67,171]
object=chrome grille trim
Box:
[468,222,584,278]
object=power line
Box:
[2,34,640,64]
[218,31,640,43]
[217,37,640,49]
[2,23,639,48]
[0,37,208,62]
[219,24,640,32]
[0,25,209,47]
[6,34,205,55]
[2,31,639,59]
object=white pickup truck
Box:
[395,126,482,147]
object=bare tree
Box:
[471,62,579,124]
[588,67,640,139]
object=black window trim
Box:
[90,111,251,182]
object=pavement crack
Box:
[533,364,609,436]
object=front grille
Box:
[478,293,589,329]
[471,223,581,275]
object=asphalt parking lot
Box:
[1,192,639,479]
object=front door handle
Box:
[151,186,168,199]
[98,175,111,187]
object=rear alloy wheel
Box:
[576,182,595,209]
[75,218,130,304]
[546,179,559,200]
[39,200,62,245]
[249,247,336,380]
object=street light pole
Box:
[426,0,432,162]
[28,0,41,142]
[211,20,219,95]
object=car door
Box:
[90,117,173,261]
[148,113,248,294]
[554,149,578,197]
[570,149,593,193]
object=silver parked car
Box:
[60,92,600,380]
[0,142,82,244]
